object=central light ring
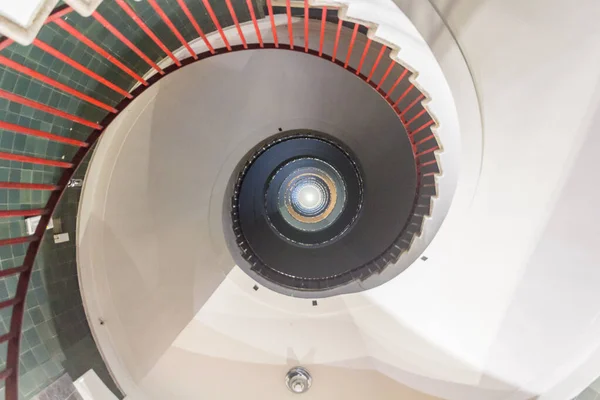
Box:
[272,159,347,236]
[289,176,328,216]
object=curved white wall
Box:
[79,47,442,398]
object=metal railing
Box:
[0,1,439,398]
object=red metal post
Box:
[175,0,214,54]
[0,152,73,168]
[266,0,279,48]
[225,0,248,49]
[367,44,386,83]
[0,90,101,129]
[0,121,88,147]
[92,12,166,73]
[246,0,264,48]
[0,297,22,310]
[148,0,197,59]
[32,39,132,98]
[114,0,181,67]
[376,60,395,90]
[286,0,294,49]
[332,19,343,61]
[384,69,408,99]
[0,182,59,191]
[45,6,73,23]
[0,39,13,52]
[0,209,46,218]
[0,236,37,247]
[400,93,425,116]
[356,38,371,76]
[202,0,232,51]
[344,24,359,68]
[415,146,439,158]
[319,7,327,56]
[0,55,117,113]
[419,160,438,169]
[414,134,435,147]
[0,266,28,279]
[304,0,309,52]
[54,19,149,86]
[405,108,427,126]
[393,84,414,107]
[411,120,435,136]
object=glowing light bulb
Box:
[297,184,321,210]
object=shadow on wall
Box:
[0,152,122,399]
[39,155,122,399]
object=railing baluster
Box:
[420,160,438,168]
[0,237,38,246]
[0,55,117,112]
[0,209,46,218]
[202,0,231,51]
[356,39,371,75]
[304,0,309,52]
[267,0,279,48]
[0,266,28,279]
[114,0,181,67]
[319,7,327,56]
[415,146,439,158]
[246,0,263,48]
[0,368,13,382]
[414,134,436,147]
[406,109,428,126]
[286,0,294,49]
[54,19,148,86]
[176,0,215,54]
[0,89,101,129]
[0,297,22,310]
[92,12,165,74]
[400,94,425,116]
[411,120,435,136]
[376,60,395,90]
[148,0,197,59]
[344,24,359,68]
[225,0,247,49]
[0,182,59,191]
[393,84,415,108]
[0,152,73,168]
[0,121,88,147]
[32,39,132,98]
[367,45,386,83]
[0,331,16,344]
[384,69,408,99]
[332,19,342,61]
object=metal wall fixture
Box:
[285,367,312,394]
[0,1,440,398]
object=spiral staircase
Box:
[0,0,599,399]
